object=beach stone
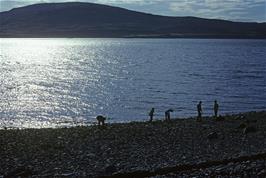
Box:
[246,119,257,124]
[238,122,247,129]
[105,165,117,175]
[5,166,32,178]
[250,162,257,168]
[235,115,246,120]
[258,169,266,177]
[216,116,225,121]
[257,162,265,170]
[86,153,96,158]
[207,132,218,140]
[61,172,75,177]
[243,126,257,134]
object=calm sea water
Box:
[0,38,265,128]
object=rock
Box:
[86,153,96,158]
[216,116,225,121]
[61,172,75,177]
[258,169,266,177]
[238,122,247,129]
[54,167,61,171]
[105,165,117,175]
[256,162,265,170]
[207,132,218,140]
[235,115,246,120]
[246,119,257,124]
[4,167,32,178]
[250,162,257,168]
[243,126,257,134]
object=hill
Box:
[0,2,265,38]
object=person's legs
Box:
[198,112,202,121]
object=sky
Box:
[0,0,265,22]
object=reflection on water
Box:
[0,38,266,128]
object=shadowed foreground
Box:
[0,111,266,177]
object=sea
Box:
[0,38,265,128]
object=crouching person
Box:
[165,109,174,121]
[96,115,106,126]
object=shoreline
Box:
[1,110,265,130]
[1,36,266,39]
[1,111,266,177]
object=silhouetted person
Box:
[197,101,202,121]
[165,109,173,121]
[96,115,106,126]
[214,100,219,118]
[149,108,155,122]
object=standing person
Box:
[149,108,155,122]
[214,100,219,118]
[197,101,202,121]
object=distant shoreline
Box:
[1,35,266,39]
[1,2,265,41]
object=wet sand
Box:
[0,111,266,177]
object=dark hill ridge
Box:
[0,2,265,38]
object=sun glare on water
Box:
[0,38,69,64]
[0,38,98,128]
[1,38,266,129]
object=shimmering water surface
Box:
[0,38,265,128]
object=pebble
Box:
[238,122,247,129]
[0,111,266,177]
[105,165,117,175]
[243,126,257,134]
[207,132,218,139]
[61,172,75,177]
[258,169,266,177]
[86,153,96,158]
[5,167,32,178]
[155,159,266,177]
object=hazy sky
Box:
[0,0,265,22]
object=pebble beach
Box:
[0,111,266,177]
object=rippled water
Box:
[0,38,265,128]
